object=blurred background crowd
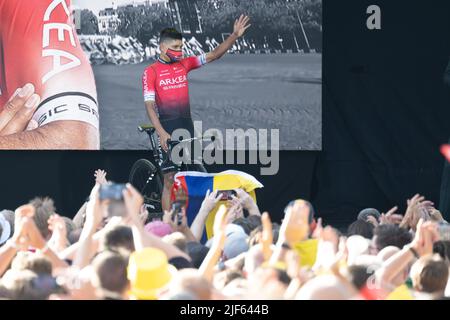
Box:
[75,0,322,65]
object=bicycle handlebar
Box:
[167,136,213,147]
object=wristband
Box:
[407,245,420,259]
[281,242,292,250]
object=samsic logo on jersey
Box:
[37,103,99,127]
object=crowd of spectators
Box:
[79,33,314,66]
[0,169,449,300]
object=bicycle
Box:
[129,124,208,213]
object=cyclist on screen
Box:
[142,15,251,212]
[0,0,99,149]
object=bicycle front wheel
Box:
[129,159,163,208]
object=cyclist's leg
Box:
[0,0,98,130]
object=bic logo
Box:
[367,5,381,30]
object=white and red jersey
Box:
[0,0,99,130]
[142,55,206,122]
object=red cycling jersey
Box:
[0,0,99,130]
[142,55,207,125]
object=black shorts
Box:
[159,117,203,174]
[160,117,195,137]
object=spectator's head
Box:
[346,265,375,291]
[163,232,188,253]
[144,221,172,238]
[347,220,374,239]
[186,242,209,269]
[410,255,449,296]
[127,248,177,300]
[168,269,212,300]
[0,210,14,245]
[159,28,183,59]
[214,269,245,290]
[1,270,63,300]
[357,208,381,222]
[101,225,135,253]
[248,223,280,247]
[61,217,76,237]
[247,215,262,232]
[92,251,129,299]
[223,225,249,261]
[232,218,253,235]
[372,224,413,253]
[11,252,52,276]
[68,228,82,245]
[162,291,197,300]
[433,240,450,262]
[29,197,56,239]
[295,275,355,300]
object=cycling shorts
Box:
[158,117,203,174]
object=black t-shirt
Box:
[169,256,194,270]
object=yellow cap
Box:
[127,248,177,300]
[386,284,414,300]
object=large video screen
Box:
[75,0,322,151]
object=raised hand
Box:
[0,84,40,136]
[94,169,108,186]
[234,188,261,216]
[199,189,222,216]
[84,184,103,234]
[162,207,187,232]
[380,206,403,225]
[233,15,251,38]
[213,205,228,237]
[261,212,273,262]
[48,214,68,252]
[401,194,430,230]
[226,198,244,223]
[122,183,144,226]
[234,188,252,208]
[278,200,310,246]
[410,219,440,257]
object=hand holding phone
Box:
[217,190,237,201]
[171,201,184,226]
[99,183,126,201]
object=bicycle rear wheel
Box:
[129,159,163,211]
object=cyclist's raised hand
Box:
[158,129,171,152]
[233,15,251,38]
[0,84,40,136]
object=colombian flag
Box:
[172,170,263,242]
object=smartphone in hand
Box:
[217,190,237,201]
[99,183,127,201]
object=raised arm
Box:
[206,15,251,63]
[123,184,190,260]
[190,189,222,241]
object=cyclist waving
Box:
[142,15,251,212]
